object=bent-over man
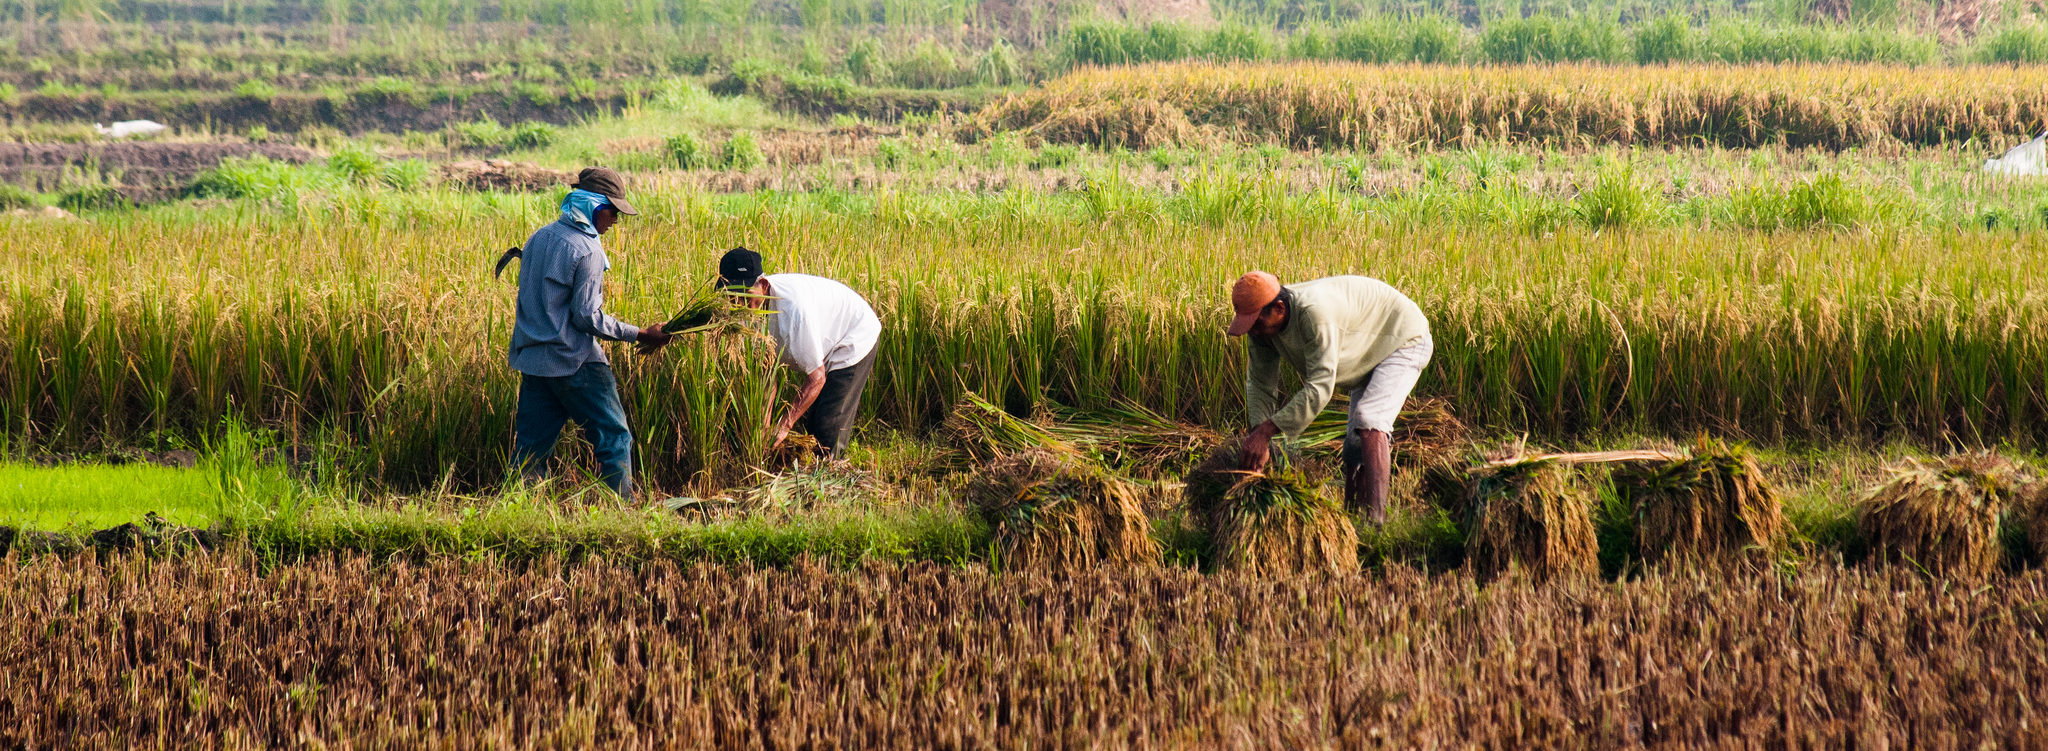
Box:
[717,247,881,460]
[1226,271,1432,524]
[506,167,673,499]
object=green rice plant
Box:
[975,38,1023,87]
[453,117,511,149]
[1203,24,1272,61]
[0,184,36,211]
[1975,23,2048,64]
[665,132,707,169]
[379,160,431,192]
[1030,143,1079,169]
[1479,15,1627,64]
[57,187,130,212]
[232,79,277,99]
[327,146,383,184]
[1571,166,1661,229]
[507,122,558,150]
[1633,14,1697,64]
[188,156,338,202]
[846,38,891,85]
[890,40,964,89]
[720,131,765,170]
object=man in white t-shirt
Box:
[717,247,882,460]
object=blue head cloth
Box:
[560,188,613,236]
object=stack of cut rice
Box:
[1183,439,1359,577]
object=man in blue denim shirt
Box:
[506,167,672,500]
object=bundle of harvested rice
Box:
[1185,440,1359,577]
[1041,400,1222,477]
[947,392,1159,570]
[1860,453,2026,578]
[1459,459,1599,582]
[662,288,776,336]
[941,391,1067,466]
[766,433,822,468]
[962,449,1159,571]
[1615,439,1784,565]
[1300,396,1469,468]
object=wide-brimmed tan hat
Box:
[1226,271,1283,336]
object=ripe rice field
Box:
[6,551,2047,748]
[4,201,2043,489]
[972,62,2048,150]
[9,46,2048,745]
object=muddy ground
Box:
[0,142,318,199]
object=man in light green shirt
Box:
[1227,271,1433,524]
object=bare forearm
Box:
[778,367,830,430]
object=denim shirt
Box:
[507,218,640,377]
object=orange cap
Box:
[1227,271,1283,336]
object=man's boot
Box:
[1345,429,1393,526]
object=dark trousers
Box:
[512,362,634,499]
[805,349,877,459]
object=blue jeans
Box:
[512,362,633,499]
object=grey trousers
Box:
[804,348,877,459]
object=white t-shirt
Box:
[763,273,882,373]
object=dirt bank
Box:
[0,142,320,199]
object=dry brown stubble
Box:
[7,551,2048,748]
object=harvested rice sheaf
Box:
[1615,440,1784,565]
[947,392,1160,570]
[1391,397,1470,469]
[940,392,1064,466]
[767,433,822,468]
[662,289,776,336]
[1185,440,1360,577]
[1460,460,1599,582]
[1859,453,2026,578]
[962,449,1159,571]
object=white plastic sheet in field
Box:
[1982,130,2048,176]
[94,120,167,140]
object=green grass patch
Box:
[0,463,225,531]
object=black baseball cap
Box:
[570,167,638,215]
[718,246,764,289]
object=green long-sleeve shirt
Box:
[1244,276,1430,438]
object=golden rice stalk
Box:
[970,62,2048,150]
[1859,453,2026,578]
[1040,399,1223,478]
[962,448,1160,572]
[1185,439,1359,577]
[1615,439,1784,566]
[663,288,776,336]
[940,391,1073,466]
[1459,460,1599,582]
[1390,397,1470,469]
[767,433,822,468]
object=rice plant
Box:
[4,185,2047,492]
[971,62,2048,150]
